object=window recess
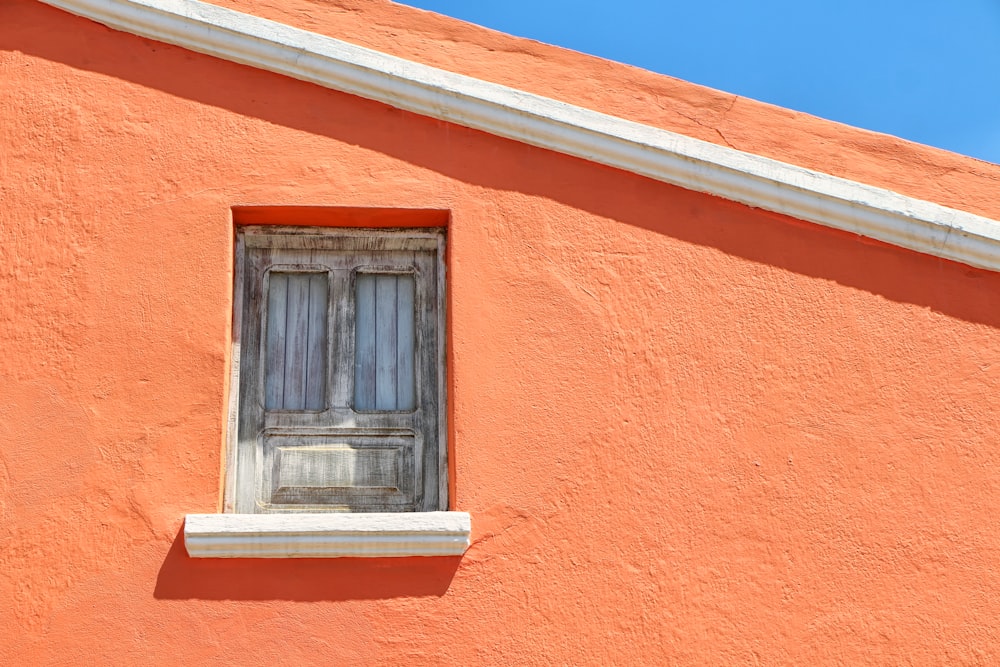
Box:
[225,227,448,515]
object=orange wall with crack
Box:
[3,0,1000,663]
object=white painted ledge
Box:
[41,0,1000,271]
[184,512,471,558]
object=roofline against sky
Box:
[40,0,1000,272]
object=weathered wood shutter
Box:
[264,272,329,411]
[231,228,445,513]
[354,273,416,411]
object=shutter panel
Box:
[354,274,416,411]
[232,228,444,514]
[264,272,329,411]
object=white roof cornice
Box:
[41,0,1000,271]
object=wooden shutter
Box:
[230,227,445,513]
[354,273,416,412]
[264,271,329,411]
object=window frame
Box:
[222,225,448,514]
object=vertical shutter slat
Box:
[374,275,398,410]
[266,272,329,411]
[236,229,444,514]
[395,274,416,410]
[355,273,416,411]
[264,272,288,410]
[304,273,329,410]
[354,274,377,410]
[283,274,311,410]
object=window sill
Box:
[184,511,471,558]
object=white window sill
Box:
[184,511,471,558]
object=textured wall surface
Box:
[3,0,1000,663]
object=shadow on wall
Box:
[8,0,1000,329]
[153,526,462,601]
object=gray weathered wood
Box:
[230,227,445,514]
[374,274,398,410]
[435,233,448,509]
[354,274,377,410]
[234,244,269,513]
[395,274,415,410]
[283,273,310,409]
[243,227,440,252]
[276,446,399,490]
[264,272,329,411]
[264,272,288,410]
[304,273,328,410]
[355,273,416,411]
[263,430,416,510]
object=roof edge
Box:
[41,0,1000,271]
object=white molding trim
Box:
[184,512,472,558]
[41,0,1000,271]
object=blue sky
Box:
[397,0,1000,165]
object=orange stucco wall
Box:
[4,0,1000,663]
